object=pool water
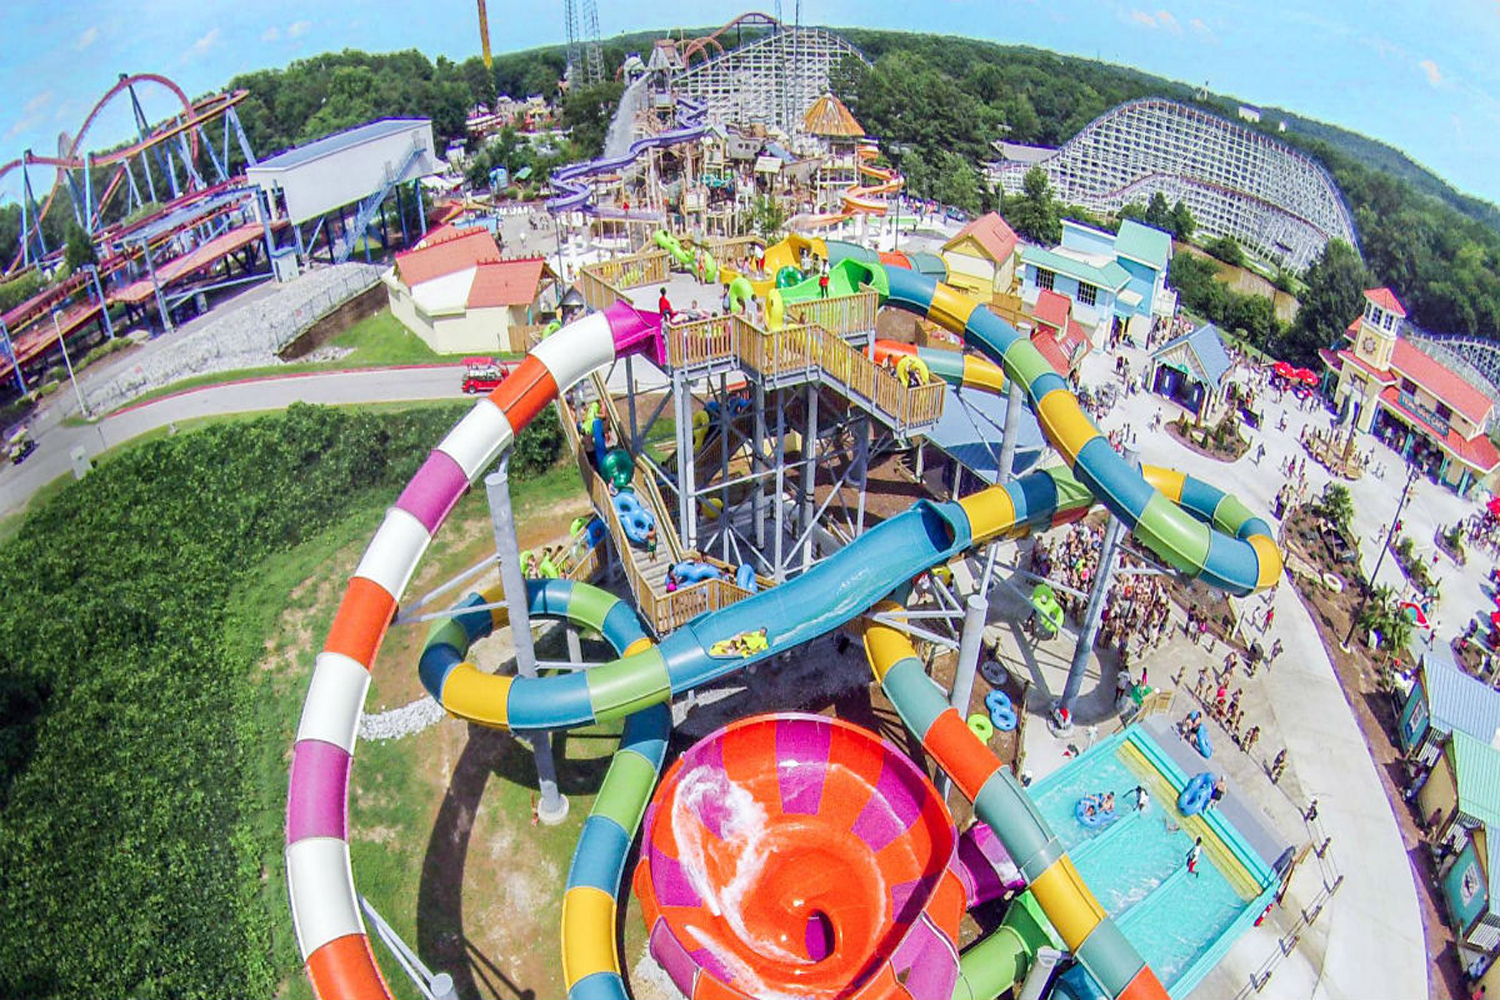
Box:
[1031,740,1253,990]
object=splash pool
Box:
[1030,728,1278,997]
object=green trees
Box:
[0,402,567,997]
[1170,200,1195,241]
[1281,240,1370,362]
[752,194,788,241]
[560,80,625,158]
[1008,167,1061,245]
[63,221,97,274]
[1205,235,1245,267]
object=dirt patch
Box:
[1166,415,1250,462]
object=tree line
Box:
[830,32,1500,345]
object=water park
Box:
[264,17,1475,1000]
[17,11,1500,1000]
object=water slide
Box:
[546,98,710,216]
[286,263,1278,998]
[871,339,1009,395]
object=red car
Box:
[461,357,518,394]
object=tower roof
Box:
[802,94,864,138]
[1363,287,1407,318]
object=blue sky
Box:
[4,0,1500,205]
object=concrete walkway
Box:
[1018,338,1430,998]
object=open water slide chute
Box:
[547,98,710,215]
[286,259,1278,997]
[862,607,1166,1000]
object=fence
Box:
[664,314,944,432]
[85,263,384,414]
[786,291,879,338]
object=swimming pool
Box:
[1030,728,1277,997]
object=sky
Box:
[4,0,1500,205]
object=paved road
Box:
[0,359,671,518]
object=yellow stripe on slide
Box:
[1028,856,1107,951]
[561,885,619,987]
[958,486,1018,545]
[1249,534,1283,589]
[1141,465,1186,503]
[927,282,979,333]
[623,636,654,657]
[1034,389,1099,466]
[439,662,512,728]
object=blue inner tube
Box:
[735,562,757,592]
[1076,796,1118,829]
[1179,772,1215,816]
[672,560,722,583]
[1195,725,1214,759]
[612,491,655,544]
[985,690,1018,732]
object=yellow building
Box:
[1321,287,1498,494]
[940,213,1021,300]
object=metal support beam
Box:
[942,594,989,801]
[801,382,819,571]
[673,368,696,551]
[1058,446,1135,720]
[485,463,568,824]
[998,378,1022,482]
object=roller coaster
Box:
[1,72,255,274]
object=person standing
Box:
[818,265,830,299]
[1270,748,1288,783]
[658,287,674,323]
[1186,837,1203,875]
[1304,798,1319,823]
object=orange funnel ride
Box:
[634,713,967,1000]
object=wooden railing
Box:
[705,235,762,266]
[554,385,762,634]
[786,291,879,338]
[588,371,685,564]
[574,249,671,310]
[663,316,945,431]
[575,267,623,310]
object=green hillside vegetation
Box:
[0,402,565,997]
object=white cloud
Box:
[1419,58,1443,86]
[6,91,53,139]
[184,27,221,61]
[1129,9,1182,33]
[76,25,99,51]
[1189,17,1211,35]
[22,90,54,116]
[262,25,280,42]
[288,20,312,38]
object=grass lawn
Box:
[95,308,514,417]
[261,462,602,1000]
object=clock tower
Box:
[1355,287,1405,371]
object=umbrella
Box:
[1401,602,1430,628]
[1295,368,1319,385]
[1487,496,1500,519]
[1491,610,1500,629]
[1272,361,1294,378]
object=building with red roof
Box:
[1025,288,1092,377]
[1322,287,1498,494]
[383,226,555,353]
[940,212,1021,300]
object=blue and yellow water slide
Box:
[288,263,1279,1000]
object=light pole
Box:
[1342,459,1420,650]
[52,309,91,420]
